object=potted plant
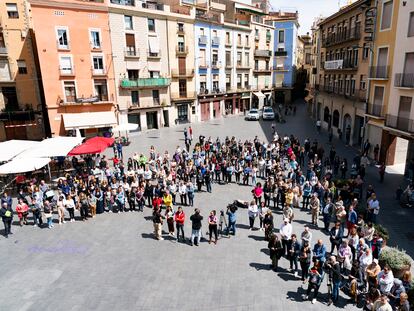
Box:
[374,223,389,245]
[379,247,412,279]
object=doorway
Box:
[146,111,158,129]
[163,110,169,127]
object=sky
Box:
[269,0,351,34]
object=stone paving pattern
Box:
[0,100,412,311]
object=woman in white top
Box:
[57,194,66,224]
[258,201,269,231]
[178,181,187,206]
[64,195,76,222]
[248,200,259,230]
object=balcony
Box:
[369,66,389,79]
[253,68,271,74]
[324,59,358,71]
[321,26,361,48]
[254,35,259,41]
[274,50,288,57]
[120,78,170,89]
[142,2,164,10]
[210,0,226,11]
[236,63,250,70]
[320,85,366,102]
[176,46,189,56]
[0,47,7,55]
[386,115,414,134]
[266,35,271,43]
[366,103,385,118]
[196,12,220,23]
[177,26,185,34]
[59,67,75,76]
[171,69,194,78]
[254,50,271,58]
[110,0,135,5]
[394,73,414,88]
[198,88,225,96]
[171,91,197,100]
[124,48,139,59]
[198,35,208,45]
[212,36,220,46]
[91,67,107,77]
[198,62,208,69]
[147,50,161,59]
[272,65,289,71]
[225,62,233,69]
[56,40,70,51]
[211,61,221,70]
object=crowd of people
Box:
[0,125,412,310]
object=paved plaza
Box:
[0,101,413,311]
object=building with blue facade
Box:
[266,11,299,104]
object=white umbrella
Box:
[112,123,139,132]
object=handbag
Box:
[4,210,12,217]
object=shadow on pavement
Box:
[260,248,269,256]
[248,234,265,241]
[249,262,271,271]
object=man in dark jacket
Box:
[288,234,301,277]
[326,255,342,305]
[190,208,203,246]
[329,222,343,254]
[0,202,13,238]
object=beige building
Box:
[381,0,414,170]
[0,0,45,140]
[316,0,375,146]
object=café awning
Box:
[63,111,117,130]
[0,140,41,162]
[68,137,115,156]
[253,91,266,99]
[0,157,51,174]
[16,136,84,159]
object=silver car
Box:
[245,109,261,121]
[262,106,275,120]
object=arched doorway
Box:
[343,114,352,145]
[332,110,340,128]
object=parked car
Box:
[262,106,275,120]
[245,109,261,121]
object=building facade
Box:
[0,0,45,141]
[316,0,375,146]
[29,0,117,137]
[381,0,414,171]
[266,11,299,105]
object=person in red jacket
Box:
[16,198,29,226]
[152,194,163,210]
[174,206,185,242]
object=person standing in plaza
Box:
[279,218,292,257]
[367,193,380,223]
[263,209,273,241]
[299,241,312,283]
[326,255,342,306]
[268,233,283,271]
[153,206,164,241]
[174,206,185,242]
[190,208,203,246]
[15,198,29,226]
[310,193,320,227]
[226,204,237,236]
[289,234,301,277]
[208,210,218,244]
[247,200,258,230]
[165,206,175,237]
[43,200,54,229]
[0,202,13,238]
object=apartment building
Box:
[252,12,274,109]
[309,17,324,119]
[194,2,226,121]
[109,0,174,130]
[266,11,299,105]
[365,0,399,160]
[29,0,117,137]
[381,0,414,171]
[316,0,374,146]
[0,0,45,140]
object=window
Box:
[200,28,205,35]
[131,90,139,105]
[226,32,231,44]
[178,23,184,32]
[373,86,384,116]
[212,30,217,37]
[94,79,108,101]
[245,52,249,67]
[408,12,414,37]
[92,55,104,74]
[323,107,330,122]
[64,81,76,102]
[255,29,259,39]
[245,35,249,46]
[6,3,19,19]
[200,76,207,92]
[212,81,219,91]
[199,49,206,66]
[152,90,160,105]
[178,35,185,52]
[192,105,196,114]
[255,60,258,70]
[237,34,242,45]
[57,28,69,49]
[125,33,136,56]
[398,96,412,132]
[380,0,393,30]
[237,52,242,66]
[148,18,155,32]
[17,60,27,74]
[244,74,249,88]
[59,56,73,74]
[225,51,231,67]
[90,30,101,49]
[226,74,231,90]
[363,43,370,59]
[127,69,139,80]
[360,75,366,90]
[212,51,218,66]
[150,71,160,78]
[237,74,242,89]
[124,15,133,30]
[278,30,285,43]
[0,32,5,48]
[179,79,187,97]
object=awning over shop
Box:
[253,92,266,99]
[235,2,266,15]
[0,140,41,162]
[16,137,84,159]
[112,123,139,132]
[68,137,115,156]
[0,157,51,174]
[63,112,117,130]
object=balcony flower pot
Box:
[379,247,412,279]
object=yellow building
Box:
[0,0,46,140]
[365,0,400,162]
